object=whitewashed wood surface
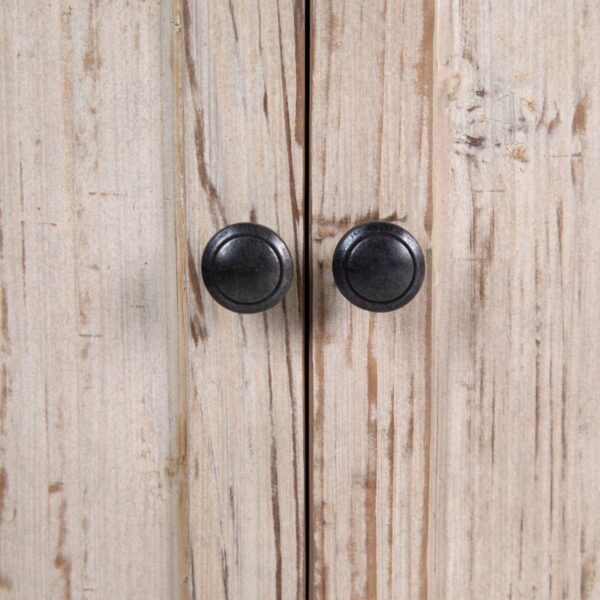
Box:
[310,0,600,599]
[2,1,599,599]
[310,0,434,597]
[430,1,600,598]
[0,1,186,597]
[181,1,305,599]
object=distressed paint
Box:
[0,1,186,597]
[182,1,305,598]
[310,1,433,598]
[311,0,600,598]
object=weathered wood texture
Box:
[431,1,600,598]
[311,0,600,599]
[0,1,186,598]
[310,0,434,598]
[181,1,305,598]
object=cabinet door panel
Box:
[0,1,185,597]
[310,1,433,597]
[310,1,600,598]
[431,2,600,597]
[181,1,305,598]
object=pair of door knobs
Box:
[201,222,425,313]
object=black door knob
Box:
[201,223,293,313]
[332,221,425,312]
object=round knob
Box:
[201,223,293,313]
[332,221,425,312]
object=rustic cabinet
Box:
[1,1,599,598]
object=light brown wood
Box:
[311,1,600,599]
[0,1,187,598]
[181,1,305,598]
[4,1,599,597]
[310,1,434,597]
[430,1,600,598]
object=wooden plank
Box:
[310,1,434,597]
[312,0,600,598]
[181,1,305,598]
[0,1,186,597]
[430,1,600,597]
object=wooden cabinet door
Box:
[1,2,187,597]
[0,1,304,598]
[310,1,600,599]
[182,2,305,599]
[3,1,600,599]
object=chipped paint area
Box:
[505,142,529,163]
[1,0,189,597]
[443,57,562,167]
[54,499,72,600]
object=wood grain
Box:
[3,2,598,598]
[0,1,186,597]
[181,1,305,598]
[430,1,600,598]
[311,0,600,598]
[310,1,434,598]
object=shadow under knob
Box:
[332,221,425,312]
[201,223,293,314]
